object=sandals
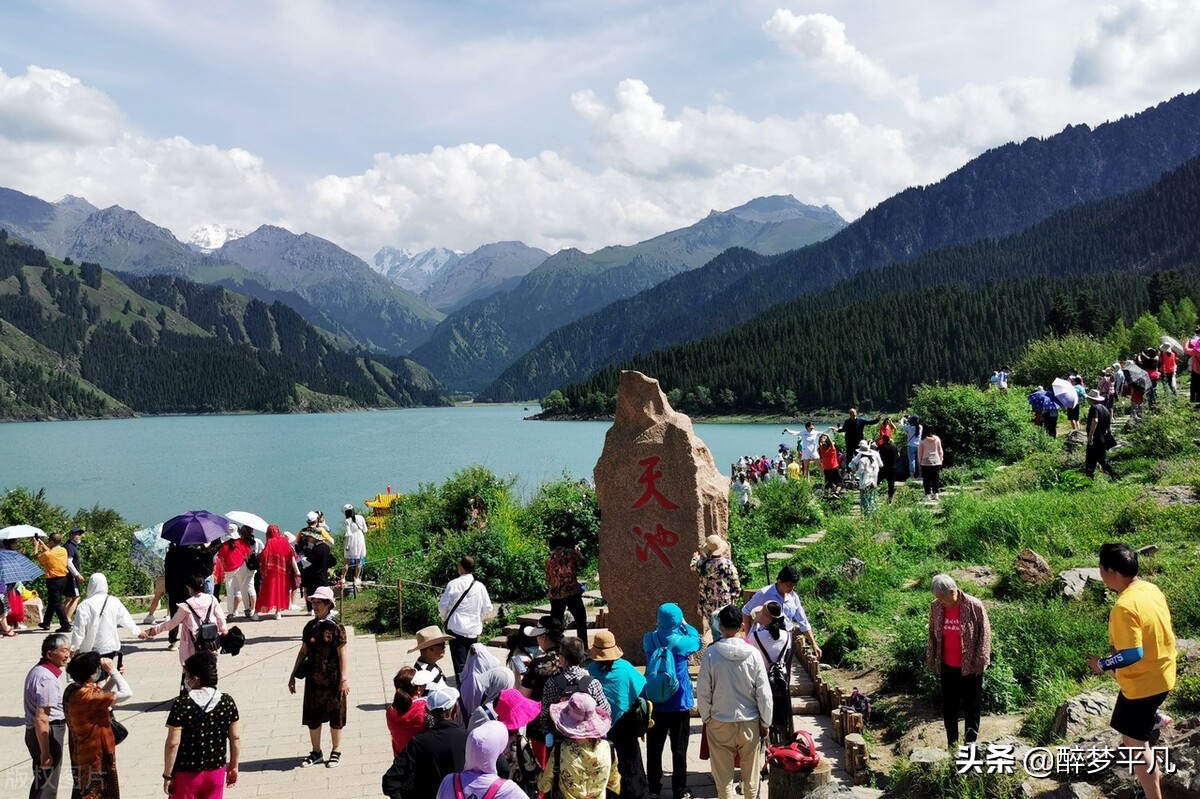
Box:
[2,630,15,637]
[326,751,342,769]
[299,751,323,768]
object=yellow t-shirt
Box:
[787,462,801,481]
[37,546,69,579]
[1108,580,1177,699]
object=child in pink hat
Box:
[538,693,620,799]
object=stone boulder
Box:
[1052,784,1103,799]
[1057,567,1103,599]
[1051,691,1114,740]
[908,747,950,768]
[1015,549,1052,585]
[1063,429,1088,454]
[594,371,730,664]
[839,558,866,579]
[952,565,997,588]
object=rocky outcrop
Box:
[594,371,729,664]
[1015,549,1052,585]
[1056,567,1103,599]
[1051,691,1113,740]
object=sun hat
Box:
[425,685,460,712]
[343,503,354,511]
[306,511,319,523]
[284,530,296,543]
[522,614,563,640]
[309,586,336,605]
[549,692,612,740]
[226,523,238,536]
[411,669,436,687]
[409,625,453,652]
[701,534,730,559]
[1161,342,1172,352]
[587,629,624,662]
[1085,390,1105,402]
[495,688,542,730]
[856,440,872,453]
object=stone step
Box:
[782,543,805,551]
[765,552,791,561]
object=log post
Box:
[768,759,832,799]
[843,733,869,785]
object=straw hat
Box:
[1085,390,1105,403]
[587,629,624,662]
[701,534,730,559]
[549,692,612,740]
[495,688,542,730]
[408,625,453,652]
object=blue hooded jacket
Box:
[641,603,702,712]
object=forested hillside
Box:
[485,90,1200,402]
[554,153,1200,414]
[0,236,448,419]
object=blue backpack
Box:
[644,632,680,703]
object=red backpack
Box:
[453,775,507,799]
[766,730,821,772]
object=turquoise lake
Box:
[3,405,792,528]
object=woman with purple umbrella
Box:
[158,512,226,653]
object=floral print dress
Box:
[538,739,620,799]
[689,554,741,621]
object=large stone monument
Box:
[594,371,731,664]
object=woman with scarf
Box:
[587,629,648,799]
[256,524,299,620]
[468,666,516,730]
[288,586,348,769]
[63,652,132,799]
[163,652,240,798]
[642,603,701,799]
[435,721,530,799]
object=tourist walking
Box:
[900,415,922,479]
[435,721,531,799]
[918,427,944,501]
[24,633,71,799]
[877,432,899,503]
[383,685,468,799]
[341,504,367,587]
[438,556,494,680]
[926,574,992,748]
[410,625,453,685]
[296,528,334,612]
[1159,343,1177,395]
[163,541,218,652]
[32,533,76,632]
[741,565,822,659]
[1186,326,1200,404]
[538,693,620,799]
[545,536,588,642]
[642,602,701,799]
[698,605,773,799]
[1085,389,1119,480]
[70,573,141,667]
[387,668,431,756]
[217,526,260,620]
[744,601,792,743]
[731,473,752,509]
[163,652,241,798]
[63,652,132,799]
[288,586,348,769]
[849,441,882,516]
[62,528,86,620]
[587,629,648,799]
[255,524,298,619]
[1085,543,1177,799]
[690,534,741,644]
[817,433,840,496]
[140,574,228,674]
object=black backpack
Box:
[188,598,221,653]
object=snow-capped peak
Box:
[188,223,249,252]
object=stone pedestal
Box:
[594,371,730,664]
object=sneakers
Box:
[678,792,694,799]
[250,611,260,621]
[1154,711,1172,730]
[273,610,282,620]
[300,751,323,768]
[167,642,178,652]
[326,750,342,769]
[142,613,156,625]
[244,609,253,620]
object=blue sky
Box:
[1,1,1198,259]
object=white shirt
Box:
[343,515,367,560]
[71,575,142,654]
[742,584,812,633]
[745,628,791,668]
[438,574,494,638]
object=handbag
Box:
[294,654,312,680]
[245,551,260,571]
[110,714,129,745]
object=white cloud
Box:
[1071,0,1200,102]
[0,65,124,144]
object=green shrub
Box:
[1019,674,1096,744]
[1012,333,1118,389]
[887,755,1020,798]
[521,475,600,556]
[988,601,1108,691]
[883,612,940,700]
[750,478,823,535]
[981,653,1024,712]
[1119,395,1199,460]
[425,511,548,604]
[909,384,1045,465]
[1168,672,1200,715]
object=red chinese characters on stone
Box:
[632,524,680,568]
[632,456,679,510]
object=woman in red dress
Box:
[255,524,298,619]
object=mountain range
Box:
[408,196,847,391]
[372,241,550,312]
[482,89,1200,403]
[0,236,447,420]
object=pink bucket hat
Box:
[495,688,542,731]
[549,692,612,740]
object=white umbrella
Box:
[0,524,45,540]
[1051,377,1078,409]
[1162,335,1185,356]
[225,511,269,532]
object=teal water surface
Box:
[3,406,791,528]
